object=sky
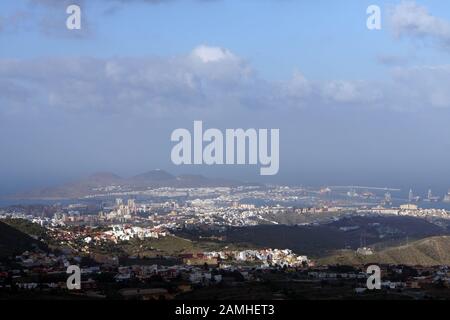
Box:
[1,0,450,195]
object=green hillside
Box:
[318,236,450,267]
[0,220,46,258]
[2,218,48,240]
[118,235,254,257]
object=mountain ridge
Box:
[7,169,249,200]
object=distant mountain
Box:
[0,220,47,258]
[127,169,176,188]
[9,170,246,200]
[174,174,239,188]
[12,172,123,199]
[83,172,123,185]
[318,236,450,267]
[130,169,175,182]
[127,170,240,188]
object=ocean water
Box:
[0,198,74,207]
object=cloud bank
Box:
[1,44,450,120]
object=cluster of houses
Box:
[307,265,450,292]
[201,249,310,268]
[2,246,450,300]
[101,225,167,242]
[46,224,168,249]
[15,251,76,269]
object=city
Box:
[1,177,450,300]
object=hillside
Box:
[2,218,49,241]
[0,220,47,258]
[214,217,449,257]
[318,236,450,266]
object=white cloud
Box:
[391,65,450,108]
[389,1,450,50]
[284,71,312,98]
[191,45,237,63]
[323,81,360,103]
[323,80,384,105]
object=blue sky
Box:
[2,0,450,194]
[1,0,449,79]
